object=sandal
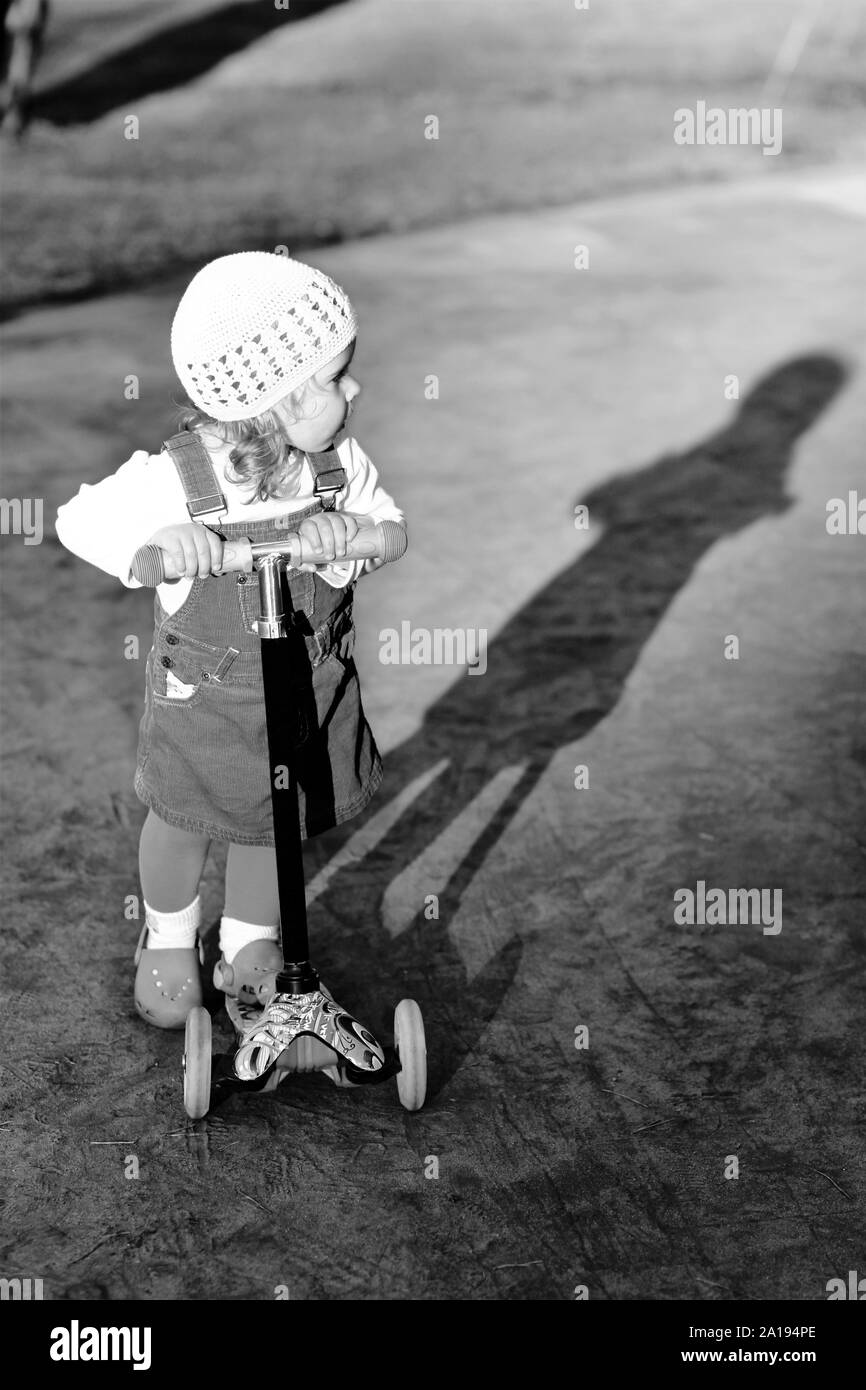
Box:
[134,924,204,1030]
[213,939,282,1007]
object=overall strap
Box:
[162,430,227,523]
[162,432,346,517]
[306,449,347,511]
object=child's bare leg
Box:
[224,843,280,927]
[135,811,210,1027]
[138,809,211,917]
[218,844,282,1001]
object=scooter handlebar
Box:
[131,518,407,588]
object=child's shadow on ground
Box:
[302,354,846,1103]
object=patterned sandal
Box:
[134,924,204,1030]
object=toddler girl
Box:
[56,252,404,1028]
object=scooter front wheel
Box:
[183,1006,212,1119]
[394,999,426,1112]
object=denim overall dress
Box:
[134,431,383,845]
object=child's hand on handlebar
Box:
[296,512,361,572]
[147,522,225,579]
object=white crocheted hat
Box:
[170,252,358,421]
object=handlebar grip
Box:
[370,519,408,564]
[130,538,253,586]
[131,519,407,587]
[130,544,169,587]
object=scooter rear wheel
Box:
[394,999,426,1111]
[183,1006,212,1119]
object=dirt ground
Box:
[1,168,865,1300]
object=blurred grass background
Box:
[2,0,865,314]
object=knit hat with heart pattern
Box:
[170,252,358,422]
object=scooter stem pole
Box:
[256,555,319,995]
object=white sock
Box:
[220,915,279,964]
[144,896,200,950]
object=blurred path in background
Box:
[3,0,865,313]
[28,0,349,125]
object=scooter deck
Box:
[223,993,356,1085]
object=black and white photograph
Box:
[1,0,865,1344]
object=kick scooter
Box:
[131,517,427,1117]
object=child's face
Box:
[274,341,360,453]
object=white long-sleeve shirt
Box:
[55,432,403,616]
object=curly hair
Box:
[172,378,318,504]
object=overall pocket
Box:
[151,631,238,706]
[151,659,204,708]
[311,599,356,670]
[329,620,356,669]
